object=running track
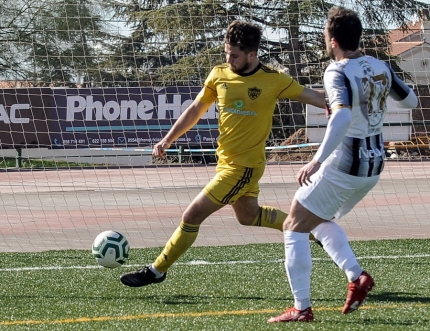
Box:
[0,161,429,252]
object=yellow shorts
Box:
[203,164,265,205]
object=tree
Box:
[0,0,113,86]
[105,0,429,87]
[103,0,429,139]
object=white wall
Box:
[0,148,154,166]
[399,45,430,84]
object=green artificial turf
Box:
[0,239,429,330]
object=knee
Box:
[182,213,192,224]
[283,214,307,232]
[182,210,202,225]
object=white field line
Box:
[1,254,429,272]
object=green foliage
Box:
[0,0,113,85]
[0,1,428,86]
[105,0,428,86]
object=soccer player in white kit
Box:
[268,6,418,323]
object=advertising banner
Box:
[0,88,51,148]
[0,87,219,149]
[50,87,219,149]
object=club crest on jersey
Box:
[248,87,262,100]
[361,62,374,77]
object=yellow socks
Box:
[251,206,287,231]
[153,208,286,274]
[153,221,200,273]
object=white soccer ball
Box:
[92,230,130,268]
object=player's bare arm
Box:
[297,107,352,187]
[297,107,352,186]
[153,99,211,159]
[293,88,325,109]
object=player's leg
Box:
[270,166,361,322]
[229,166,321,245]
[311,220,374,314]
[310,172,379,313]
[152,191,223,272]
[120,190,223,287]
[232,196,287,231]
[268,199,324,323]
[227,165,287,231]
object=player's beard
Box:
[230,62,250,74]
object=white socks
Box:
[311,221,362,282]
[150,265,165,278]
[283,222,363,310]
[284,230,312,310]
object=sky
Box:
[108,1,430,37]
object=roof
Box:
[390,41,425,55]
[389,21,423,43]
[388,19,430,56]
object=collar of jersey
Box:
[342,51,363,60]
[237,62,262,77]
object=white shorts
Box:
[295,164,380,220]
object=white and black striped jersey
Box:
[324,54,413,177]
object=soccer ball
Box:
[92,230,130,268]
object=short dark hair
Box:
[224,20,262,53]
[327,6,362,51]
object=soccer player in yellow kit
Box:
[120,20,325,287]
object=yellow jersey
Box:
[197,63,304,167]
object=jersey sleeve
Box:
[385,63,418,104]
[196,68,218,104]
[277,72,305,100]
[324,63,352,112]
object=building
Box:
[389,20,430,84]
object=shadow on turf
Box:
[130,294,271,305]
[369,291,430,304]
[157,293,430,305]
[5,293,275,305]
[7,291,429,310]
[342,318,429,327]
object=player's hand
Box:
[296,159,321,186]
[153,140,171,159]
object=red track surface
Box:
[0,161,429,252]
